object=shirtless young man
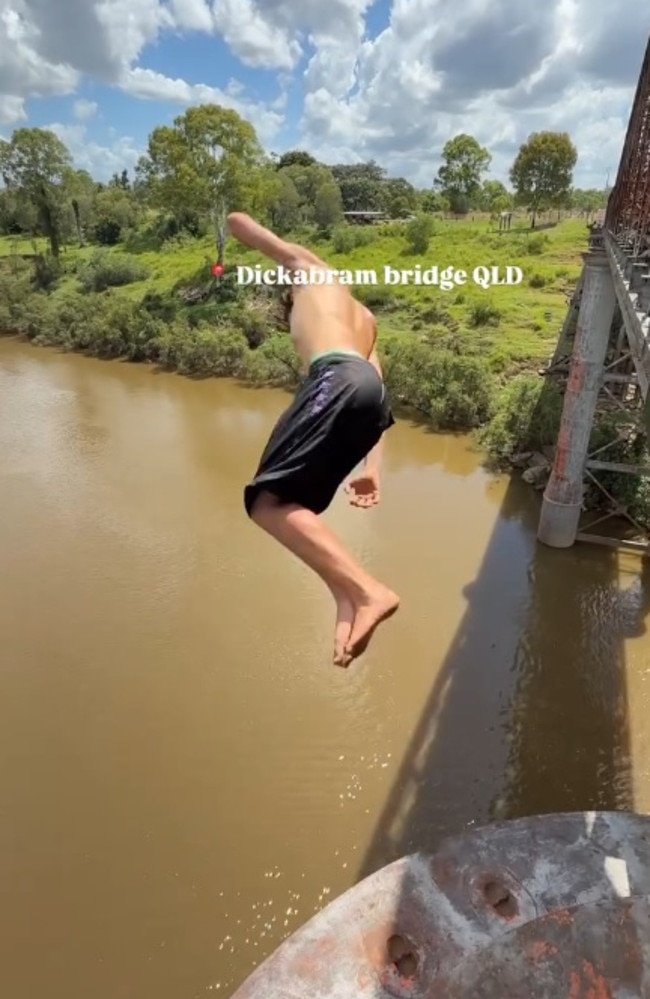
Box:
[227,212,399,667]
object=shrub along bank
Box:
[0,263,496,429]
[1,217,648,523]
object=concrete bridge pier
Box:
[537,249,617,548]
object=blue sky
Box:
[0,0,647,188]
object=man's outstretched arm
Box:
[226,212,326,269]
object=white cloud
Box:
[210,0,373,73]
[0,0,285,155]
[121,68,283,144]
[0,0,646,188]
[94,0,174,76]
[45,121,141,178]
[296,0,647,189]
[0,0,80,124]
[73,99,98,121]
[212,0,301,70]
[169,0,213,33]
[0,94,25,124]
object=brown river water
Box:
[1,336,650,998]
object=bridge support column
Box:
[537,250,616,548]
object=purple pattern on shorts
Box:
[309,370,334,416]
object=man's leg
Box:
[251,491,399,663]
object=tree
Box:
[405,214,435,254]
[238,161,286,229]
[382,177,418,218]
[276,150,317,170]
[138,104,264,262]
[64,168,96,245]
[108,169,130,189]
[0,186,38,234]
[571,188,606,218]
[330,161,386,211]
[268,171,302,233]
[0,128,72,256]
[510,131,577,226]
[435,134,491,213]
[479,179,513,215]
[282,162,338,209]
[92,188,138,245]
[313,180,343,232]
[273,162,344,230]
[418,190,446,213]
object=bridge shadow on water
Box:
[359,435,650,888]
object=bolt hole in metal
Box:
[387,934,418,977]
[483,880,518,918]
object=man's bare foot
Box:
[345,586,399,661]
[333,592,354,667]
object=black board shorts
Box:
[244,350,394,516]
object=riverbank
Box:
[0,217,583,451]
[0,217,583,374]
[8,213,645,523]
[10,219,650,520]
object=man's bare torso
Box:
[287,263,376,368]
[224,213,377,369]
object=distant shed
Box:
[343,211,388,225]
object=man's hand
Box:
[345,471,380,508]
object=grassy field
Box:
[5,215,646,521]
[8,212,648,521]
[0,215,585,372]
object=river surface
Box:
[1,336,650,998]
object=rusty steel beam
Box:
[604,233,650,398]
[607,36,650,237]
[537,250,617,547]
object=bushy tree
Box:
[510,132,577,225]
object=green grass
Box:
[0,216,585,371]
[6,216,645,521]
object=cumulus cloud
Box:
[0,0,80,123]
[211,0,372,75]
[212,0,301,71]
[169,0,213,33]
[0,0,647,188]
[572,2,644,87]
[73,99,98,121]
[0,94,25,124]
[45,120,141,177]
[121,68,283,144]
[297,0,648,188]
[0,0,285,171]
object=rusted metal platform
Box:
[231,812,650,997]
